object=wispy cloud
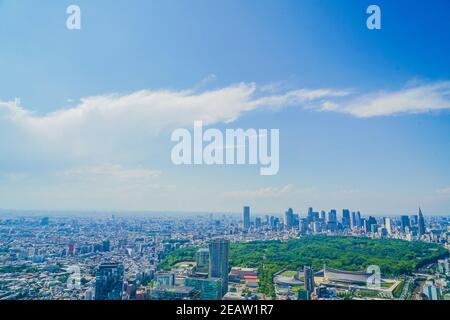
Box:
[0,83,347,169]
[315,81,450,117]
[222,184,295,199]
[437,187,450,195]
[1,80,449,178]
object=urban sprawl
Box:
[0,207,449,301]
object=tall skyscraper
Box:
[304,266,315,296]
[356,211,362,227]
[95,262,124,300]
[209,239,229,297]
[195,248,210,273]
[320,210,326,221]
[385,217,392,234]
[342,209,351,228]
[350,211,357,229]
[242,206,250,230]
[284,208,294,229]
[327,209,338,231]
[400,215,410,232]
[418,208,426,236]
[307,207,314,222]
[327,209,337,223]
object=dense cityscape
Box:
[0,207,448,301]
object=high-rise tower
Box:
[243,206,251,230]
[418,207,426,236]
[209,239,229,297]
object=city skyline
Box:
[1,0,450,215]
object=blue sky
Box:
[0,0,450,215]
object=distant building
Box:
[185,277,222,300]
[209,238,229,297]
[68,243,75,256]
[195,248,210,273]
[95,262,124,300]
[304,266,315,298]
[284,208,294,229]
[423,283,441,300]
[400,215,410,233]
[356,211,361,227]
[229,267,258,288]
[327,210,337,223]
[385,217,392,234]
[40,217,49,226]
[418,208,426,236]
[149,286,200,300]
[243,206,251,230]
[342,209,351,228]
[350,211,357,229]
[155,271,176,288]
[255,217,262,228]
[102,240,110,252]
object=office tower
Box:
[304,266,315,295]
[312,221,321,234]
[350,211,357,229]
[299,218,307,234]
[385,217,392,234]
[209,239,229,297]
[400,215,410,232]
[342,209,351,228]
[327,209,338,231]
[367,216,377,233]
[155,271,176,288]
[284,208,294,229]
[102,240,110,252]
[361,218,367,231]
[320,210,326,221]
[255,217,262,228]
[418,208,426,236]
[95,262,124,300]
[356,211,362,227]
[243,206,251,230]
[327,210,337,223]
[40,217,49,226]
[185,277,222,300]
[307,207,319,222]
[195,248,210,273]
[410,215,419,226]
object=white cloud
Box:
[63,164,162,182]
[316,81,450,117]
[1,83,349,135]
[222,184,295,199]
[1,80,449,181]
[437,187,450,195]
[0,83,349,168]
